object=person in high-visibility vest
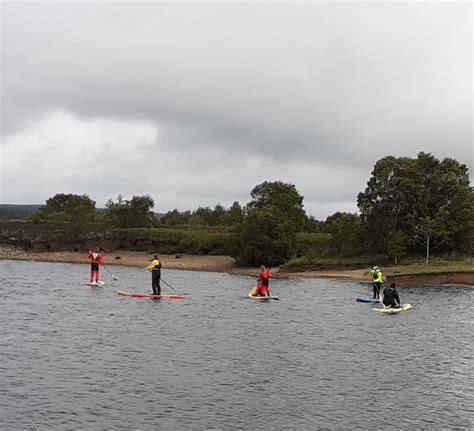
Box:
[368,266,383,299]
[146,255,162,295]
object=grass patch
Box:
[389,257,474,275]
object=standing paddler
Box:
[86,247,103,283]
[146,255,162,295]
[368,265,383,299]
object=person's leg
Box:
[152,271,161,295]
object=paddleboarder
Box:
[368,266,383,299]
[255,265,272,297]
[86,247,103,283]
[382,283,401,308]
[146,255,162,295]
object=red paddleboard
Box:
[117,290,185,300]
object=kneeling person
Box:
[383,283,401,308]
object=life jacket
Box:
[259,270,270,286]
[370,268,382,282]
[150,260,162,271]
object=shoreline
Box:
[0,246,472,287]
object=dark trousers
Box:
[152,271,161,295]
[373,282,382,299]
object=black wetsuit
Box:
[383,286,400,308]
[150,261,162,295]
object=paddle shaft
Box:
[161,277,179,294]
[102,264,118,280]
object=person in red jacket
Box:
[255,265,272,296]
[86,247,103,283]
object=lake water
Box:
[0,260,472,430]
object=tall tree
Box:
[39,193,96,223]
[231,181,305,265]
[247,181,306,230]
[104,194,154,228]
[357,152,473,256]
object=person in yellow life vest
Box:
[368,266,383,299]
[146,255,162,295]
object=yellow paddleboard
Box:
[374,303,412,314]
[248,286,279,300]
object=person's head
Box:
[154,255,158,260]
[372,265,379,270]
[390,282,396,289]
[95,247,100,252]
[260,265,266,271]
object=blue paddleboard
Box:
[356,296,381,303]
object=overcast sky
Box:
[1,1,472,219]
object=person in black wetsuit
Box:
[382,283,401,308]
[146,255,162,295]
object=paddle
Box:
[161,277,180,294]
[102,264,118,281]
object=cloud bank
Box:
[1,2,472,219]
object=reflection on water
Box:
[0,260,472,429]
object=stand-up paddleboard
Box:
[248,292,279,301]
[373,304,412,314]
[86,280,105,287]
[117,290,185,300]
[356,296,381,303]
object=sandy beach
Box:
[1,246,472,286]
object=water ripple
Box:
[0,260,472,430]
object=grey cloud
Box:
[1,2,472,217]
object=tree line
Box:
[26,152,473,266]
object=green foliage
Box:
[224,201,244,225]
[160,202,244,227]
[35,193,96,225]
[323,212,362,257]
[247,181,306,230]
[386,230,408,264]
[284,254,386,269]
[104,194,154,228]
[113,227,230,254]
[295,232,332,256]
[302,215,323,233]
[357,152,473,255]
[230,205,297,266]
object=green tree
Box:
[231,181,305,265]
[386,229,408,264]
[247,181,306,230]
[104,194,154,228]
[161,209,191,226]
[324,212,362,257]
[223,201,244,225]
[357,152,473,256]
[38,193,96,223]
[230,205,297,266]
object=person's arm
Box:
[98,254,103,264]
[395,290,401,306]
[146,261,155,270]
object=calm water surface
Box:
[0,260,472,429]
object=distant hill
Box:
[0,204,44,220]
[0,204,165,220]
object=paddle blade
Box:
[249,285,257,296]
